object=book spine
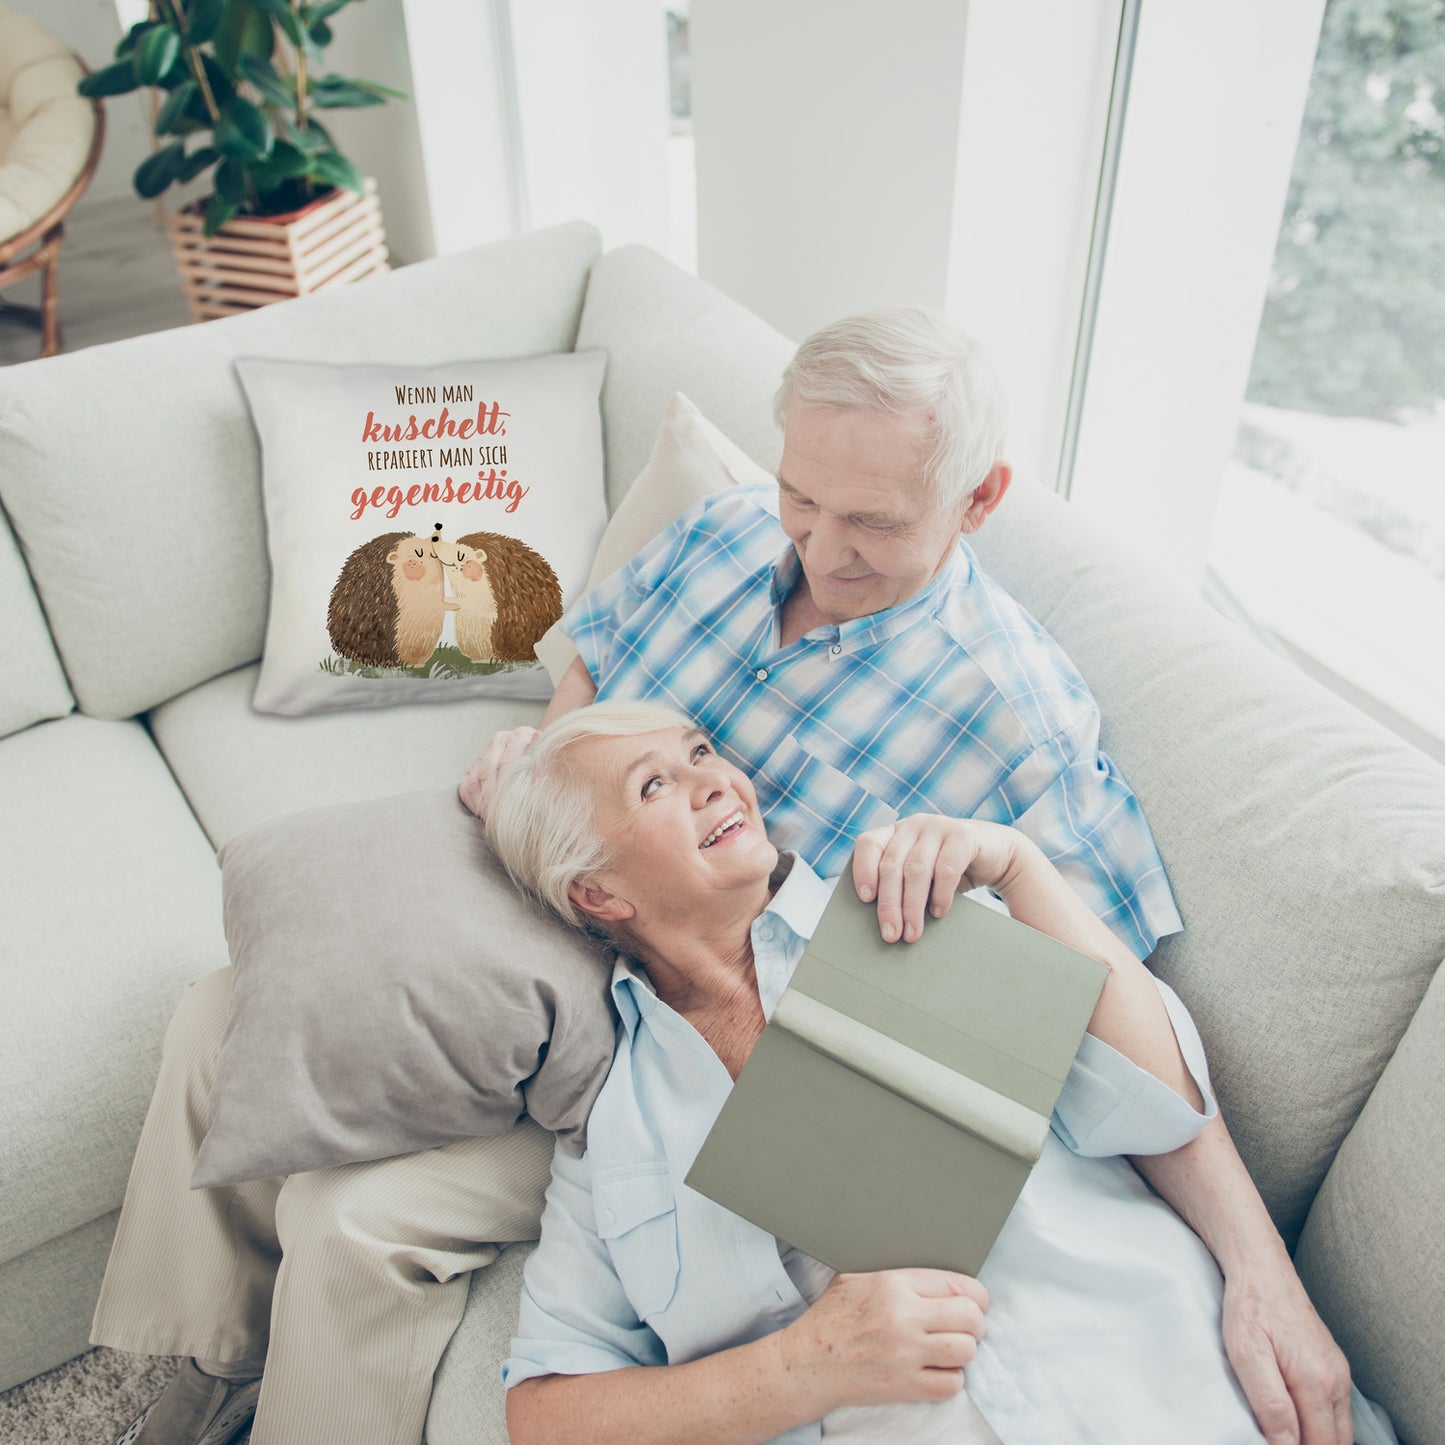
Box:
[771,990,1050,1165]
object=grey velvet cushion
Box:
[0,221,602,721]
[969,478,1445,1246]
[193,788,618,1187]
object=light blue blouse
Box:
[504,857,1270,1443]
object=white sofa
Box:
[1,222,1441,1444]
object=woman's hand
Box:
[852,815,1029,943]
[459,726,540,821]
[779,1269,989,1411]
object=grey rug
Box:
[0,1350,210,1445]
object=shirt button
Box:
[756,924,773,943]
[755,668,769,681]
[830,644,842,655]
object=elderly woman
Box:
[485,700,1325,1445]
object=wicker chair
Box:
[0,7,103,360]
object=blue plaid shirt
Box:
[564,485,1181,959]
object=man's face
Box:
[776,405,973,623]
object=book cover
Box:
[684,884,1109,1275]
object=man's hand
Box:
[458,726,540,821]
[1221,1262,1353,1445]
[851,815,1026,943]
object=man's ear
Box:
[567,879,635,924]
[958,462,1012,536]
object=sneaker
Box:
[113,1359,262,1445]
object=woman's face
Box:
[566,726,778,926]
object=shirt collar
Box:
[767,542,972,651]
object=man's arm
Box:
[1131,1120,1353,1445]
[544,654,599,724]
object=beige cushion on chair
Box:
[0,8,93,242]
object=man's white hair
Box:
[774,307,1007,511]
[487,699,697,932]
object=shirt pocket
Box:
[593,1163,681,1321]
[757,731,898,865]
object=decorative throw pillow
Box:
[192,788,618,1188]
[534,391,774,685]
[236,351,608,715]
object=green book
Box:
[684,885,1110,1276]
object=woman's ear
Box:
[567,879,635,924]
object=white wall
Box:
[690,0,972,342]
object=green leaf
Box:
[239,52,295,107]
[309,148,363,194]
[281,115,332,153]
[134,25,182,86]
[115,20,156,59]
[80,59,143,98]
[214,0,275,75]
[309,75,384,108]
[308,18,332,47]
[133,141,185,199]
[215,95,274,160]
[247,0,306,45]
[263,139,311,178]
[186,0,227,47]
[154,79,198,135]
[178,145,220,182]
[215,156,249,205]
[350,78,408,101]
[203,193,239,236]
[199,52,236,106]
[301,0,352,23]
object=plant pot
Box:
[164,179,389,322]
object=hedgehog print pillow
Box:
[236,351,607,715]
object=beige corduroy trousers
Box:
[90,968,555,1445]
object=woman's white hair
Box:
[486,699,697,932]
[774,307,1007,511]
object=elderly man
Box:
[465,309,1353,1445]
[95,310,1351,1445]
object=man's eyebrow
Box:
[777,473,905,528]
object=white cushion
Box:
[237,351,607,715]
[534,392,770,683]
[575,245,794,510]
[0,222,602,721]
[0,10,91,240]
[0,715,226,1266]
[0,504,71,738]
[148,663,546,849]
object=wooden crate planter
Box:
[166,179,389,322]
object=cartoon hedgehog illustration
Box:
[326,529,450,667]
[454,530,563,662]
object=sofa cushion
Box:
[195,791,615,1186]
[0,502,71,739]
[534,392,767,685]
[968,478,1445,1244]
[0,221,602,722]
[1295,958,1445,1445]
[148,663,545,849]
[0,715,226,1267]
[236,350,607,716]
[576,245,794,510]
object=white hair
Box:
[486,700,696,932]
[774,308,1008,510]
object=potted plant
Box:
[79,0,404,319]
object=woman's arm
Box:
[509,1269,987,1445]
[851,815,1203,1108]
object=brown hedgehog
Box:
[327,530,448,667]
[455,530,563,661]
